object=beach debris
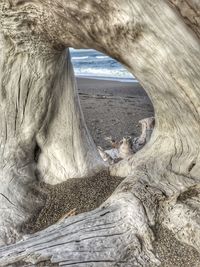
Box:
[133,116,155,151]
[104,136,120,148]
[98,136,134,165]
[97,117,155,165]
[105,148,119,160]
[97,146,115,165]
[118,136,134,159]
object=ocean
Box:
[70,48,136,82]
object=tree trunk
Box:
[37,50,104,185]
[0,2,104,245]
[0,0,200,266]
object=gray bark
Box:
[0,0,200,266]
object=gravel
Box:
[25,171,123,233]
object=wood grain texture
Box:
[0,1,105,246]
[168,0,200,39]
[0,0,200,265]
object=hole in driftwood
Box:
[71,48,154,160]
[23,49,155,234]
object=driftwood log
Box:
[0,0,200,266]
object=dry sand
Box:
[27,171,123,232]
[153,225,200,267]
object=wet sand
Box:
[77,77,154,148]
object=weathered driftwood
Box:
[0,0,200,266]
[97,146,115,165]
[0,4,105,246]
[169,0,200,39]
[98,136,134,164]
[99,117,155,163]
[133,117,155,152]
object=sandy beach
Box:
[77,77,154,148]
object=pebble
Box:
[25,171,123,233]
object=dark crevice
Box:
[177,186,200,203]
[100,211,111,217]
[14,260,59,267]
[188,161,196,172]
[34,142,41,163]
[0,193,16,207]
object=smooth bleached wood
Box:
[0,7,104,244]
[37,50,105,185]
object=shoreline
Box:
[76,76,147,97]
[76,74,137,83]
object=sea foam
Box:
[70,48,136,82]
